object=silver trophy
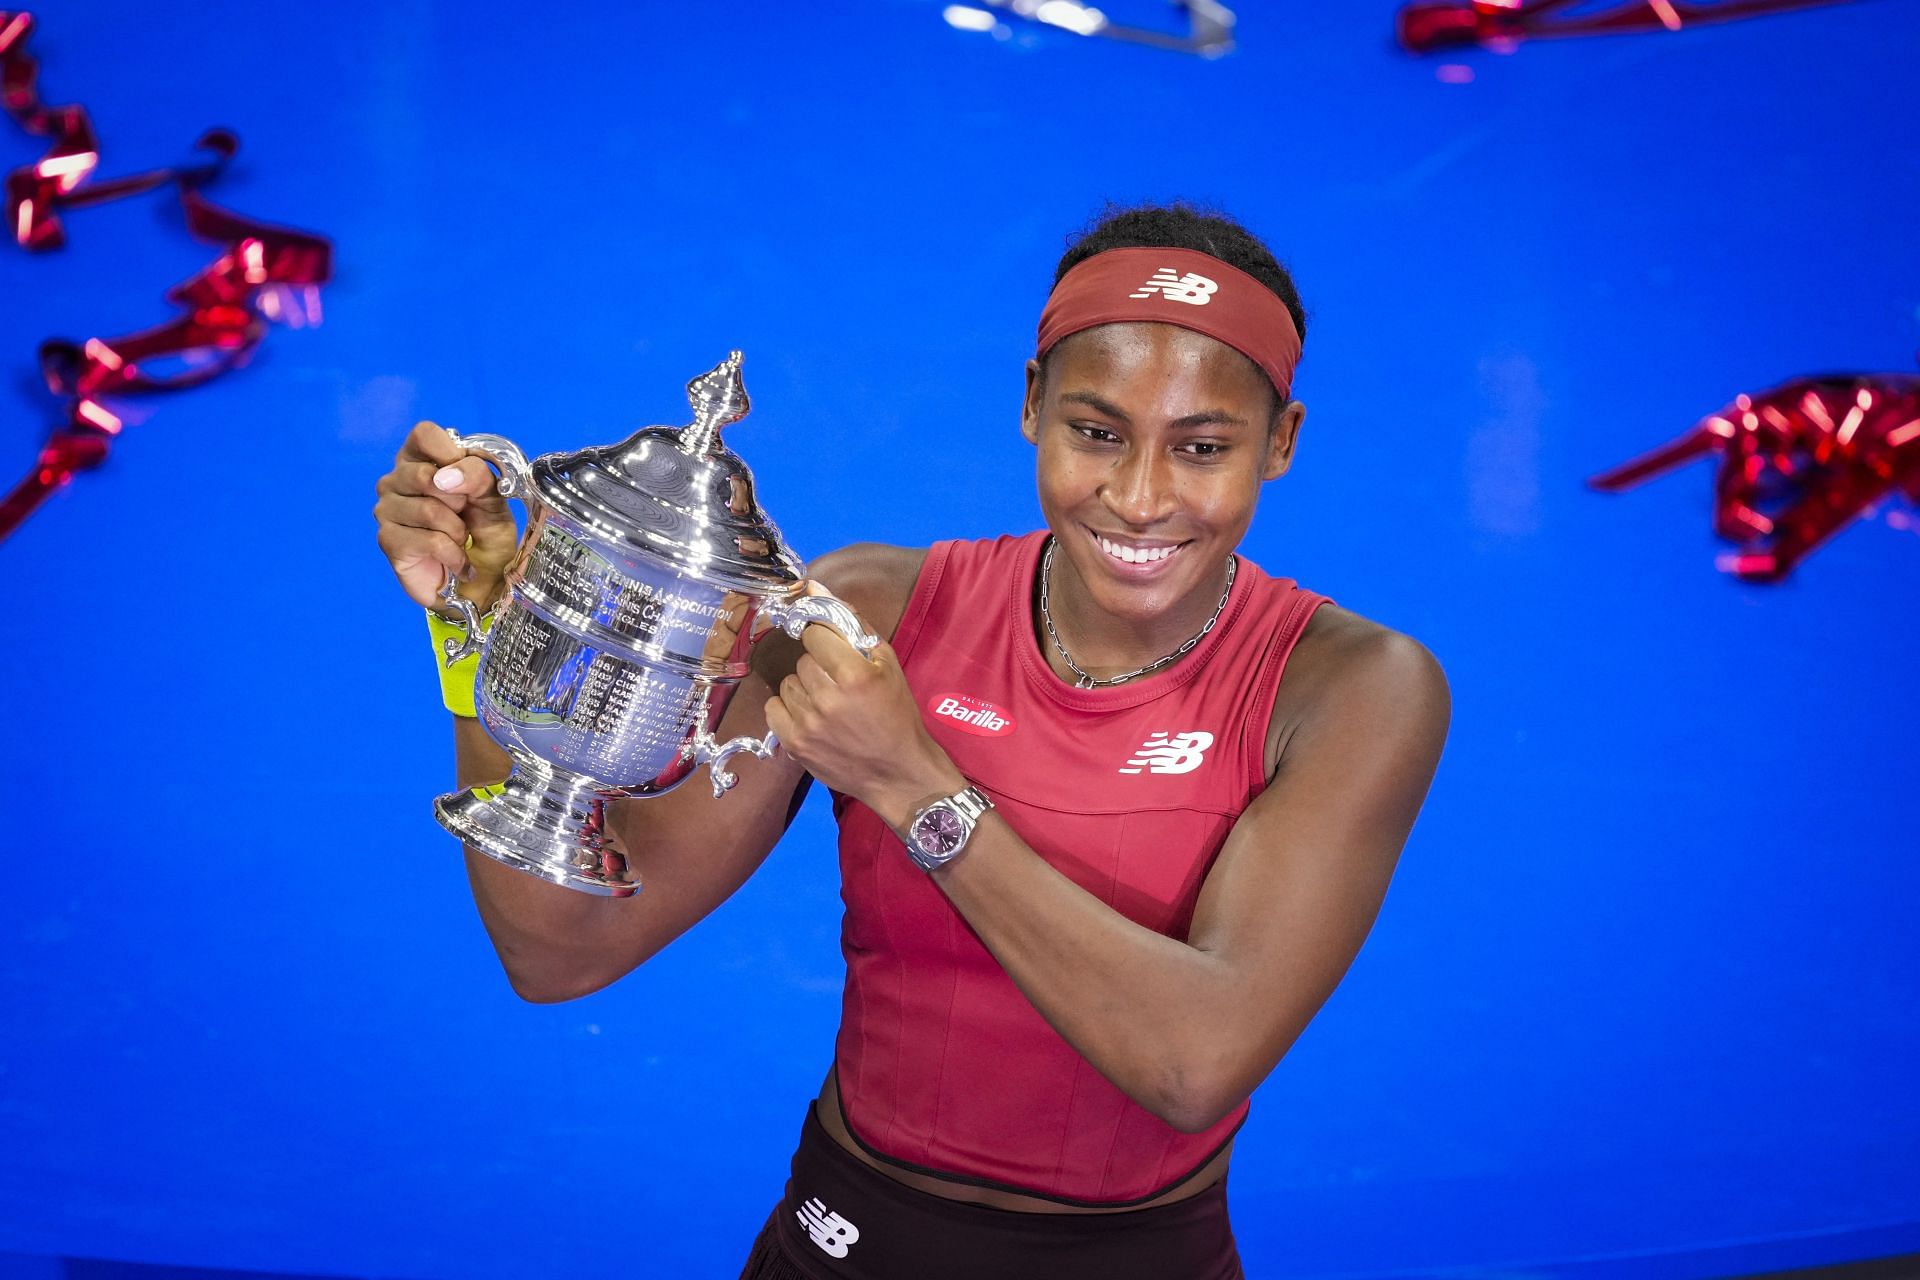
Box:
[431,351,876,897]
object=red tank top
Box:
[831,532,1332,1206]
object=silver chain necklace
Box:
[1039,537,1236,690]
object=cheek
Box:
[1035,440,1098,504]
[1179,471,1263,528]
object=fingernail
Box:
[433,467,461,491]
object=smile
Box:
[1086,526,1188,569]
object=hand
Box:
[763,613,965,828]
[373,420,521,612]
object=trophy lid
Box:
[531,352,807,591]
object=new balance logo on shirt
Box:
[1129,268,1218,305]
[1120,731,1215,775]
[797,1197,860,1258]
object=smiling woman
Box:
[372,202,1451,1280]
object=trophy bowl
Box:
[430,352,876,896]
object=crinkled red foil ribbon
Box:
[1397,0,1857,53]
[1590,372,1920,582]
[0,10,332,542]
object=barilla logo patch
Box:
[929,692,1016,738]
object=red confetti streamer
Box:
[2,9,94,250]
[0,10,332,543]
[1589,371,1920,582]
[4,10,229,245]
[1396,0,1857,53]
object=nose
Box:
[1101,443,1176,528]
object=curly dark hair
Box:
[1052,202,1308,350]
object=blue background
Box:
[1,2,1916,1277]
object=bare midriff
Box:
[812,1073,1234,1215]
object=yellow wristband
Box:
[426,608,493,719]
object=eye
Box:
[1069,422,1121,444]
[1179,440,1229,458]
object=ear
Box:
[1262,400,1305,481]
[1021,358,1044,446]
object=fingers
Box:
[376,421,522,612]
[374,488,468,543]
[766,674,812,751]
[401,420,467,467]
[778,672,814,714]
[799,618,887,675]
[763,692,794,745]
[376,458,485,513]
[429,455,506,507]
[375,520,467,608]
[390,422,507,511]
[373,463,471,593]
[794,652,834,697]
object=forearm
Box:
[452,716,631,1000]
[867,760,1257,1131]
[926,821,1256,1132]
[821,726,1268,1132]
[454,710,512,789]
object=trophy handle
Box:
[758,588,881,656]
[433,429,535,664]
[685,589,878,799]
[443,429,536,502]
[436,574,496,665]
[685,727,781,799]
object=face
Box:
[1021,322,1304,643]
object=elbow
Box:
[1148,1029,1299,1133]
[505,972,599,1004]
[1156,1091,1242,1136]
[1147,1062,1249,1136]
[495,949,630,1005]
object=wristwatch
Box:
[902,785,993,871]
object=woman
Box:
[373,204,1450,1278]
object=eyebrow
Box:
[1058,390,1249,431]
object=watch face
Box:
[912,805,966,857]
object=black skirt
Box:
[738,1101,1242,1280]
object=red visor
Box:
[1035,246,1303,401]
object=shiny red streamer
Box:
[1590,372,1920,582]
[1396,0,1857,53]
[0,10,332,543]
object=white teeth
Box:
[1096,533,1180,565]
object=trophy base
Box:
[434,763,640,897]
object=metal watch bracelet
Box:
[903,785,993,871]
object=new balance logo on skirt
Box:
[1121,731,1215,775]
[796,1197,859,1258]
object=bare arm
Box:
[450,667,810,1003]
[424,485,818,998]
[450,545,925,1003]
[375,420,926,1002]
[771,614,1451,1131]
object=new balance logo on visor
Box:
[1129,268,1218,305]
[797,1197,860,1258]
[928,692,1016,737]
[1120,730,1215,775]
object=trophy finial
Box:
[679,350,751,455]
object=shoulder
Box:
[1266,602,1451,774]
[1293,605,1447,695]
[809,542,930,642]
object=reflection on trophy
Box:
[431,352,877,897]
